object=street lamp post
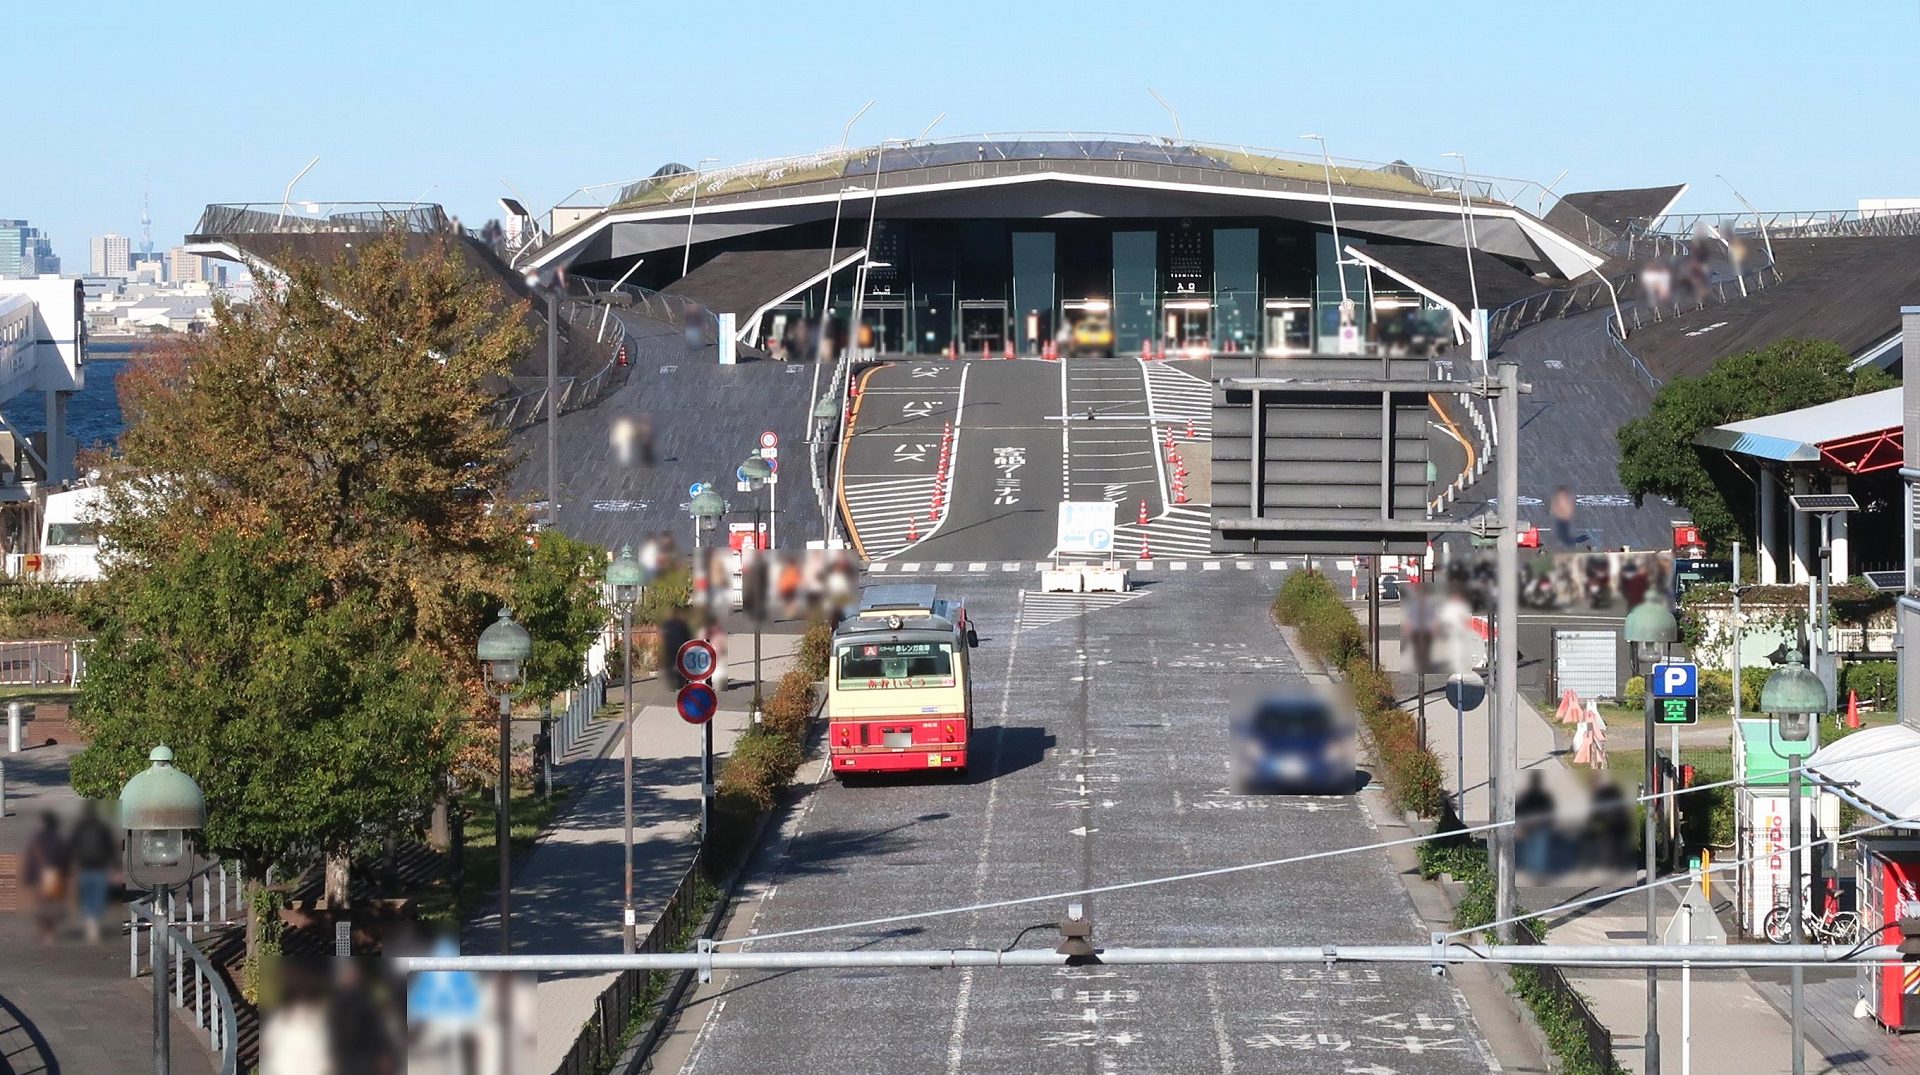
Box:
[478,608,533,955]
[607,546,644,954]
[1442,152,1482,318]
[1624,595,1679,1075]
[119,744,207,1075]
[682,157,720,279]
[1762,648,1826,1075]
[687,487,727,839]
[1300,134,1352,350]
[740,455,774,721]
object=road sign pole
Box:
[701,720,713,844]
[1645,643,1664,1075]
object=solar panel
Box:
[1862,570,1907,593]
[1787,493,1860,512]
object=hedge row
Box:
[717,620,832,812]
[1271,571,1448,817]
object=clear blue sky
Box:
[16,1,1916,264]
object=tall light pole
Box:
[682,157,720,279]
[1148,87,1184,143]
[523,268,563,531]
[1301,135,1351,348]
[1717,173,1777,271]
[1762,648,1825,1075]
[1625,595,1679,1075]
[275,155,320,228]
[607,546,644,954]
[740,455,774,722]
[688,486,728,840]
[809,184,864,432]
[847,141,894,362]
[120,744,206,1075]
[478,608,532,954]
[1442,152,1482,317]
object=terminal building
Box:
[523,136,1606,358]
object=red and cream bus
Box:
[827,585,977,778]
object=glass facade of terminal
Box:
[677,216,1445,357]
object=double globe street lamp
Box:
[119,744,207,1075]
[478,607,533,955]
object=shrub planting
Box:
[1270,571,1448,818]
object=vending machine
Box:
[1855,838,1920,1031]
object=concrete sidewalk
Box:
[466,627,800,1075]
[1372,601,1890,1074]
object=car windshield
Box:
[837,641,955,688]
[1250,700,1335,737]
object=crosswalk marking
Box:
[1141,360,1215,440]
[1017,589,1147,630]
[1113,505,1215,558]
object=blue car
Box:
[1233,694,1358,795]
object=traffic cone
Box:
[1174,479,1189,505]
[908,516,919,541]
[1138,499,1149,526]
[981,341,990,361]
[1004,341,1015,360]
[1846,689,1861,729]
[1186,416,1196,439]
[1139,536,1152,560]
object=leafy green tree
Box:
[1617,338,1893,548]
[103,231,532,669]
[69,529,462,959]
[509,531,610,791]
[91,231,537,906]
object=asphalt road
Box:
[676,572,1498,1075]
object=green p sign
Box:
[1656,697,1698,725]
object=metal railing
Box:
[1484,270,1638,350]
[1513,923,1615,1071]
[551,849,707,1075]
[193,202,458,237]
[127,874,246,1075]
[0,638,89,686]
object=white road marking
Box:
[945,589,1024,1075]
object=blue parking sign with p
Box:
[1651,663,1697,698]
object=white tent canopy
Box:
[1804,723,1920,824]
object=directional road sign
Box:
[1650,663,1698,698]
[1443,673,1487,711]
[676,639,717,682]
[687,481,705,497]
[676,682,718,725]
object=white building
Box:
[0,277,87,492]
[168,246,205,284]
[89,233,130,277]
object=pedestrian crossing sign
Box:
[409,967,482,1026]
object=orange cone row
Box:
[908,516,919,542]
[1137,499,1149,526]
[1139,536,1152,560]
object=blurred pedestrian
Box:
[1551,486,1580,548]
[22,813,72,943]
[1588,776,1631,869]
[70,801,117,943]
[1515,772,1556,878]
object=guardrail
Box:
[0,638,88,686]
[551,849,707,1075]
[128,878,245,1075]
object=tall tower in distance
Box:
[140,181,154,258]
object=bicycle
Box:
[1762,903,1858,945]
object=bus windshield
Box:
[836,641,956,689]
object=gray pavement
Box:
[465,629,794,1075]
[667,573,1502,1075]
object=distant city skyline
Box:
[13,2,1919,262]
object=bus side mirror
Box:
[967,628,979,649]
